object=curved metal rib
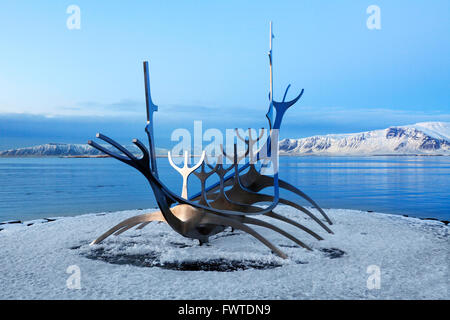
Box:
[265,211,323,240]
[279,179,332,225]
[207,162,332,229]
[215,144,271,212]
[87,140,132,164]
[205,187,331,235]
[239,164,333,225]
[90,211,165,245]
[237,216,312,250]
[206,162,269,214]
[222,142,331,229]
[114,212,165,236]
[201,213,288,259]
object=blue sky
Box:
[0,0,449,150]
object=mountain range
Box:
[1,122,449,157]
[279,122,450,156]
[0,143,168,157]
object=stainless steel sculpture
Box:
[88,22,333,259]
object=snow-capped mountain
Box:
[0,143,167,157]
[279,122,450,156]
[0,143,104,157]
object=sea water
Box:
[0,156,448,222]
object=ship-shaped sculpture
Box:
[88,22,333,259]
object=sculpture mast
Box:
[265,21,275,131]
[143,61,159,177]
[269,21,274,103]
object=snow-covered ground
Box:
[0,206,448,299]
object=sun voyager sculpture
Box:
[88,22,333,259]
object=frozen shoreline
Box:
[0,206,448,299]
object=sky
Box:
[0,0,449,150]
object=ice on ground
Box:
[0,206,448,299]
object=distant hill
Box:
[0,143,168,157]
[279,122,450,156]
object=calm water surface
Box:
[0,156,448,221]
